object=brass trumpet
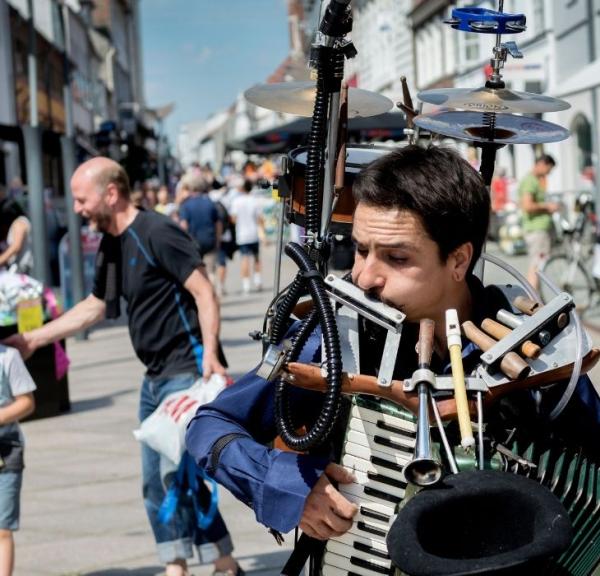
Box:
[403,319,443,487]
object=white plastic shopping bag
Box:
[133,374,227,468]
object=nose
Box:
[353,255,385,293]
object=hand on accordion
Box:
[299,462,358,540]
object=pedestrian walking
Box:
[178,175,221,282]
[3,158,241,576]
[229,180,264,294]
[519,154,559,290]
[0,345,36,576]
[209,177,243,297]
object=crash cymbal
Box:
[414,110,570,144]
[244,81,393,118]
[418,87,570,114]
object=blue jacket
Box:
[186,326,329,533]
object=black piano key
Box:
[354,541,389,560]
[376,419,417,438]
[366,471,407,490]
[370,454,404,474]
[364,485,403,504]
[373,434,414,456]
[356,520,387,538]
[350,556,391,575]
[359,506,391,524]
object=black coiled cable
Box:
[304,50,330,236]
[274,242,343,451]
[269,273,307,346]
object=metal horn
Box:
[404,319,444,487]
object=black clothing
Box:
[92,210,222,378]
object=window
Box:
[572,113,593,171]
[463,33,479,64]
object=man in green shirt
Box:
[519,154,559,290]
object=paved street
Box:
[15,242,600,575]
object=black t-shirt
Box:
[92,210,218,378]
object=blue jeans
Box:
[139,372,233,564]
[0,471,22,530]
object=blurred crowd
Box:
[131,158,281,297]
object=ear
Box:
[105,183,119,208]
[449,242,473,282]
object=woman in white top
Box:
[0,200,33,275]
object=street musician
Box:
[186,146,600,574]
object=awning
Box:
[228,112,407,154]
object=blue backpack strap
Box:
[185,452,219,530]
[158,454,189,525]
[159,452,219,529]
[174,287,204,374]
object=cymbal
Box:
[418,87,570,114]
[244,81,394,118]
[414,110,570,144]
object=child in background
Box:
[0,345,36,576]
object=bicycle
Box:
[539,191,598,312]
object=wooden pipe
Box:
[284,347,600,421]
[513,296,569,330]
[513,295,541,315]
[462,321,531,380]
[284,362,459,420]
[481,318,542,359]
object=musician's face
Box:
[351,203,468,324]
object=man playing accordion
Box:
[186,145,600,575]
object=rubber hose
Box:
[275,242,343,451]
[270,271,307,345]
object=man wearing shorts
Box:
[229,180,264,294]
[519,154,559,290]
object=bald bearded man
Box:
[4,158,240,576]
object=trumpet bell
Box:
[403,457,443,487]
[387,470,573,576]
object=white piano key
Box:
[339,478,405,507]
[334,529,389,555]
[327,541,392,570]
[320,563,351,576]
[346,429,414,461]
[349,418,416,451]
[341,453,407,486]
[323,551,388,576]
[351,404,417,433]
[343,441,410,472]
[352,470,406,501]
[348,516,391,541]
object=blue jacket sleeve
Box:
[185,327,329,533]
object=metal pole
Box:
[273,198,286,298]
[25,0,50,285]
[59,1,86,336]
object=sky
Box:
[140,0,291,146]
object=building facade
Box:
[0,0,150,191]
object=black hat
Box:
[386,470,573,576]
